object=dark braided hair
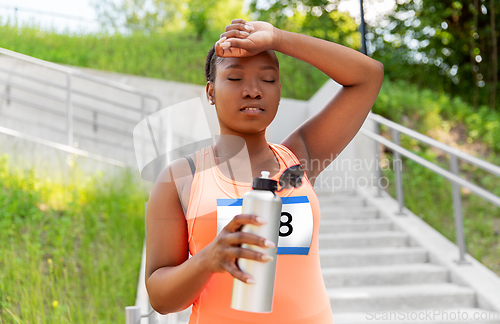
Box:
[205,45,223,83]
[205,44,280,83]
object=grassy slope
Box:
[0,155,149,323]
[0,24,329,101]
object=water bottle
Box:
[231,170,282,313]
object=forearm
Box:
[146,249,213,314]
[272,28,383,87]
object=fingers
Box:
[205,212,277,284]
[214,20,256,56]
[227,246,273,263]
[225,261,255,284]
[220,29,251,40]
[217,26,253,51]
[223,214,267,233]
[225,22,254,33]
[224,231,276,249]
[222,247,273,283]
[231,18,248,25]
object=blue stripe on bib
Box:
[217,196,309,206]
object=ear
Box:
[206,81,214,104]
[279,81,282,102]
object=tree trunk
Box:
[490,0,498,110]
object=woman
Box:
[145,18,384,323]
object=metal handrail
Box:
[0,126,126,167]
[0,77,142,126]
[0,91,135,138]
[0,77,66,102]
[0,46,163,159]
[0,66,67,89]
[365,112,500,264]
[369,113,500,176]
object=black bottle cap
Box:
[252,171,278,192]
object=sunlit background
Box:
[0,0,395,34]
[0,0,499,323]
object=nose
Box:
[243,79,263,99]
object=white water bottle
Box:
[230,171,282,313]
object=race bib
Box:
[216,196,313,255]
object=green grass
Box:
[0,154,149,323]
[373,78,500,154]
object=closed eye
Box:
[228,78,241,81]
[264,80,275,83]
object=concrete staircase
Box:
[316,188,500,324]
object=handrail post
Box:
[6,84,10,105]
[66,73,73,147]
[373,121,383,198]
[93,111,98,133]
[141,96,148,179]
[449,155,471,265]
[166,101,173,166]
[392,129,406,215]
[125,306,141,324]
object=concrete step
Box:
[321,206,379,220]
[319,219,393,233]
[318,231,409,249]
[327,283,476,313]
[318,195,367,207]
[322,263,449,287]
[331,308,500,324]
[315,188,358,197]
[319,247,428,267]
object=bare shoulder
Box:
[144,155,195,281]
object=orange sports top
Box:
[185,142,333,324]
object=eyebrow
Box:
[225,64,278,72]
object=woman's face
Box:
[207,50,281,136]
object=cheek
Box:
[214,83,238,99]
[267,87,281,102]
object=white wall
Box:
[297,79,378,192]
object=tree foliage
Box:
[91,0,186,33]
[248,0,361,48]
[91,0,498,111]
[369,0,499,110]
[91,0,250,38]
[246,0,499,110]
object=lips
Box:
[240,104,264,111]
[240,107,264,111]
[240,107,264,116]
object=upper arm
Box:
[282,62,384,183]
[145,158,193,284]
